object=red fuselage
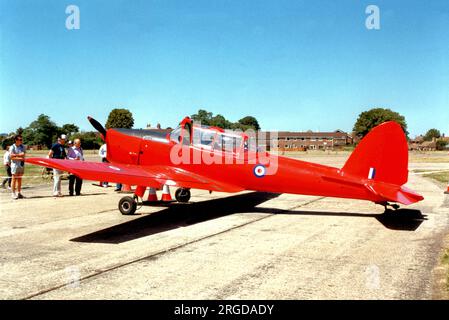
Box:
[106,128,382,203]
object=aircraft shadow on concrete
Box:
[71,192,281,244]
[71,192,427,244]
[261,208,427,231]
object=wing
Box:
[26,158,244,193]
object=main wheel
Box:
[175,188,191,203]
[118,196,137,215]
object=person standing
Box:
[98,143,109,187]
[48,134,67,197]
[67,138,84,196]
[2,145,12,190]
[98,143,121,190]
[9,135,26,199]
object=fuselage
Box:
[106,127,382,203]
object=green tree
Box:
[436,140,448,151]
[105,108,134,129]
[238,116,260,131]
[230,122,248,131]
[210,114,232,129]
[191,109,213,126]
[423,128,441,141]
[22,114,59,148]
[353,108,408,138]
[71,131,103,149]
[16,127,24,135]
[191,109,261,131]
[60,123,80,138]
[1,136,14,150]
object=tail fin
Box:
[342,121,408,186]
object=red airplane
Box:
[26,117,423,215]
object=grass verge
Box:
[2,163,69,187]
[423,171,449,184]
[442,248,449,293]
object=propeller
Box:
[88,116,107,139]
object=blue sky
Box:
[1,0,448,137]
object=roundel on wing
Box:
[253,164,266,178]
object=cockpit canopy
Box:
[169,123,257,154]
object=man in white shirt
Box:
[98,143,122,191]
[98,144,109,187]
[2,145,11,190]
[99,143,107,161]
[48,134,67,197]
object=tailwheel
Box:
[380,202,400,213]
[175,188,191,203]
[118,196,137,215]
[390,203,400,210]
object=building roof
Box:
[420,141,436,148]
[411,135,424,143]
[260,131,351,138]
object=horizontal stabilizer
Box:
[365,182,424,205]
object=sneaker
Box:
[11,193,18,200]
[17,193,24,199]
[7,186,11,190]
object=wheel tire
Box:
[175,188,191,203]
[118,196,137,215]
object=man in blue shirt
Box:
[48,134,67,197]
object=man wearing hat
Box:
[47,134,67,197]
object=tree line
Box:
[190,109,260,131]
[0,114,103,150]
[1,107,447,150]
[352,108,448,150]
[1,108,135,150]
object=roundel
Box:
[253,164,266,178]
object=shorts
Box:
[11,162,24,175]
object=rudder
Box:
[342,121,408,186]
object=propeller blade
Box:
[87,116,107,138]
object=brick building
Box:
[409,135,449,151]
[259,130,353,151]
